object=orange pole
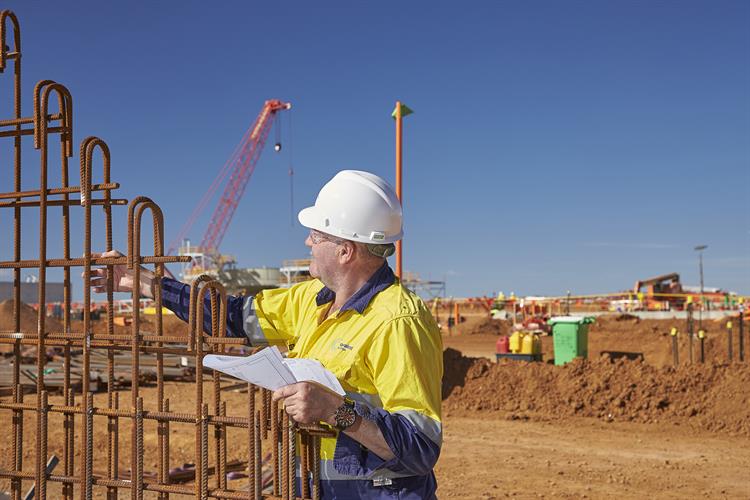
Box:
[395,101,403,278]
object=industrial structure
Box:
[0,12,326,499]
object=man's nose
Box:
[304,234,313,247]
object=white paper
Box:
[284,357,345,395]
[203,346,345,395]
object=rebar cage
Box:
[0,11,328,499]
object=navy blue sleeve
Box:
[332,407,440,477]
[160,277,246,338]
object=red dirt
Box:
[2,309,750,498]
[443,349,750,436]
[0,300,63,333]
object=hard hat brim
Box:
[297,205,322,232]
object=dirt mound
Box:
[464,318,511,336]
[0,300,63,332]
[442,351,750,436]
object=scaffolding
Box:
[0,11,328,499]
[401,272,445,299]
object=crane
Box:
[168,99,292,283]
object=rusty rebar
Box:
[254,412,262,500]
[84,392,94,499]
[107,391,119,500]
[311,436,320,500]
[247,384,256,497]
[0,11,330,499]
[1,14,23,499]
[300,432,310,498]
[272,400,280,497]
[288,417,296,500]
[161,399,170,495]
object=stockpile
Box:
[0,300,63,333]
[442,348,750,436]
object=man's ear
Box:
[338,241,356,264]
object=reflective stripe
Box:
[346,391,382,408]
[345,392,442,446]
[394,409,442,446]
[242,296,268,346]
[298,459,419,481]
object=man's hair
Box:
[364,242,395,259]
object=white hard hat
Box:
[298,170,403,244]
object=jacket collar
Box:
[315,261,395,314]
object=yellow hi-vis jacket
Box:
[247,264,443,496]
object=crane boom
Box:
[199,99,291,256]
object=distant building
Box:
[0,282,66,304]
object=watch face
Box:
[335,404,357,430]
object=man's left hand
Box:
[272,382,343,425]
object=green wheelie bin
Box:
[548,316,595,365]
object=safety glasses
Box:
[308,229,347,245]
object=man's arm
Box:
[160,277,247,338]
[89,250,247,338]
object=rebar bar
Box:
[0,10,328,499]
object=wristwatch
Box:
[333,397,357,431]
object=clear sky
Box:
[0,0,748,298]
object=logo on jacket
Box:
[331,338,353,352]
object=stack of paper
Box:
[203,346,345,396]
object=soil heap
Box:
[442,348,750,436]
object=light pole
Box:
[694,245,707,328]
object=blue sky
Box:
[0,1,748,297]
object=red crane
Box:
[168,99,291,275]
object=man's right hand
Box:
[88,249,156,298]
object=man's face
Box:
[305,230,345,282]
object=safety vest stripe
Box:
[242,296,269,345]
[346,391,382,408]
[344,391,442,446]
[393,409,442,446]
[296,459,421,481]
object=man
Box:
[92,170,443,498]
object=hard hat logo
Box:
[298,170,403,244]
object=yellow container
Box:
[521,333,534,354]
[509,331,523,353]
[533,334,542,355]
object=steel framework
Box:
[0,11,327,499]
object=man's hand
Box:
[87,249,155,298]
[272,382,343,425]
[274,381,396,461]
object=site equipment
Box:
[633,272,685,309]
[168,99,292,285]
[497,331,542,362]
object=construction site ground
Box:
[438,311,749,499]
[2,307,749,498]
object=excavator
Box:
[633,273,685,309]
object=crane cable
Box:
[272,109,295,226]
[288,109,294,227]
